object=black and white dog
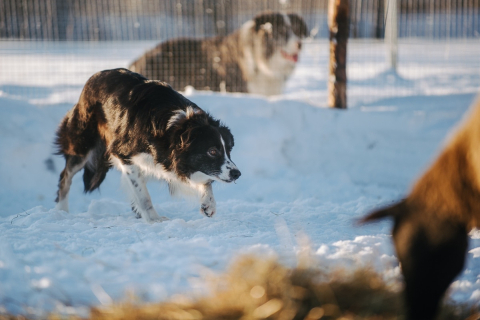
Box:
[129,12,307,96]
[54,68,240,223]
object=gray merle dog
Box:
[129,12,307,96]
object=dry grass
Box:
[86,255,479,320]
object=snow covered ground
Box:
[0,39,479,316]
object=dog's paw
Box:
[200,197,216,217]
[132,206,142,219]
[144,214,170,224]
[55,200,69,213]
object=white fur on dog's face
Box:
[215,136,239,182]
[279,13,302,64]
[189,136,240,184]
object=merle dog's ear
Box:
[288,13,308,38]
[254,13,276,33]
[218,125,234,154]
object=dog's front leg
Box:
[200,182,216,217]
[121,164,168,223]
[56,155,89,212]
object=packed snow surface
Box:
[0,39,479,315]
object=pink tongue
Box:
[283,51,298,63]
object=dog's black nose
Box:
[230,169,241,180]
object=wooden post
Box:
[328,0,349,109]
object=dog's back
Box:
[362,97,480,319]
[130,39,207,91]
[129,37,247,93]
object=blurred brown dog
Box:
[362,97,480,320]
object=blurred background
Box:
[1,0,479,104]
[2,0,479,42]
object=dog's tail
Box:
[359,200,406,224]
[83,142,111,193]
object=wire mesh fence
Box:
[1,0,325,40]
[0,0,479,105]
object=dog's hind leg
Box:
[55,155,88,212]
[116,161,168,223]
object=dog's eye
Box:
[208,148,218,157]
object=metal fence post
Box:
[384,0,398,72]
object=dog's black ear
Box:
[359,199,407,225]
[288,13,308,38]
[166,106,206,132]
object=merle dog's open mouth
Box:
[281,50,299,63]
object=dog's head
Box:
[252,12,307,66]
[166,106,241,185]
